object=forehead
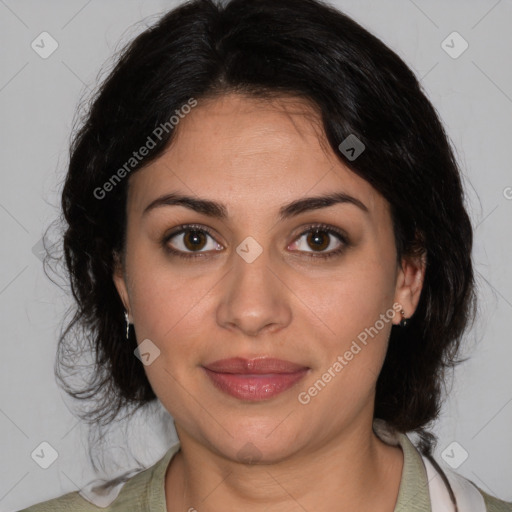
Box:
[127,93,383,218]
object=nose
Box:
[216,242,292,337]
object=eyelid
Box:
[165,223,217,240]
[294,223,348,242]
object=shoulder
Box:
[17,490,99,512]
[441,463,512,511]
[17,467,152,512]
[478,488,512,512]
[431,458,512,512]
[426,457,512,511]
[18,442,180,512]
[17,470,149,512]
[388,425,511,512]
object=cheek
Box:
[308,261,396,339]
[298,255,397,399]
[124,241,195,343]
[129,270,209,345]
[297,271,395,418]
[125,265,213,408]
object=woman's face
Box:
[114,93,424,462]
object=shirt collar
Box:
[373,418,432,511]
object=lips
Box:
[203,357,308,374]
[202,357,310,401]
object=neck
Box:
[165,418,404,512]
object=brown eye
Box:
[183,230,208,251]
[163,225,223,258]
[289,224,349,260]
[306,229,330,251]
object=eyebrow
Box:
[142,191,368,220]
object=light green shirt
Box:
[19,428,511,511]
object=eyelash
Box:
[161,223,349,260]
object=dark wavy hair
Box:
[50,0,476,467]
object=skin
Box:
[113,93,426,511]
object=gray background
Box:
[1,0,511,510]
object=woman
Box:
[20,0,511,510]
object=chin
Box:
[206,415,305,464]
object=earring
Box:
[399,309,409,328]
[124,311,131,339]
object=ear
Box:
[113,251,132,322]
[393,249,426,325]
